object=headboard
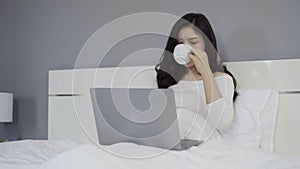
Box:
[48,59,300,155]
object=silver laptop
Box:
[90,88,202,150]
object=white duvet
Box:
[1,139,299,169]
[1,90,298,169]
[40,140,300,169]
[0,140,80,169]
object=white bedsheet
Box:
[39,139,300,169]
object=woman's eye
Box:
[190,41,198,44]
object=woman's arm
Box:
[202,72,223,104]
[204,75,234,131]
[188,49,234,131]
[188,49,222,104]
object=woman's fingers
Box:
[192,48,207,58]
[189,49,205,64]
[188,48,211,75]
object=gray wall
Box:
[0,0,19,139]
[0,0,299,139]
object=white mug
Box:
[173,44,192,65]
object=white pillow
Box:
[222,89,279,151]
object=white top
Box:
[169,75,234,140]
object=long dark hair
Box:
[155,13,238,101]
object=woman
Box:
[155,13,238,141]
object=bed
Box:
[1,59,300,169]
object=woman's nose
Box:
[185,42,192,46]
[182,41,188,45]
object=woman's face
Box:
[177,26,205,68]
[177,26,205,51]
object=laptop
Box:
[90,88,202,150]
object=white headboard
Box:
[48,59,300,155]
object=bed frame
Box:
[48,59,300,156]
